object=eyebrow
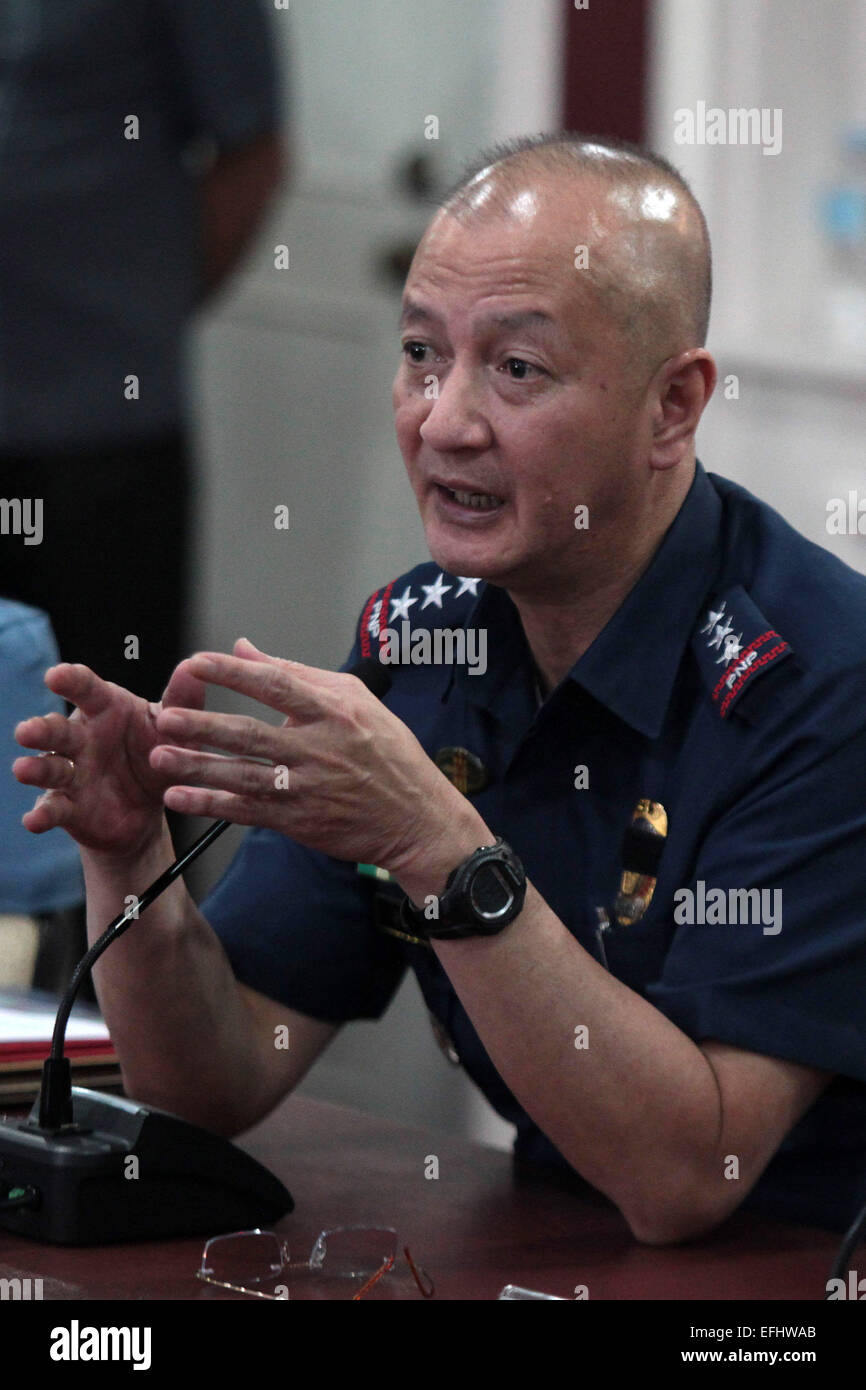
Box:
[399,300,559,336]
[399,300,440,330]
[486,310,558,334]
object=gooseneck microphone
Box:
[39,817,231,1131]
[0,656,390,1244]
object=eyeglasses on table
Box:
[195,1225,434,1301]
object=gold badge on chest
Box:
[434,746,489,795]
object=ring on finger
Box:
[40,750,75,774]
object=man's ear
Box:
[649,350,716,471]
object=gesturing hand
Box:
[13,661,207,858]
[152,638,470,874]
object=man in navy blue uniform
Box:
[14,135,866,1244]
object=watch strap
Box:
[400,836,526,940]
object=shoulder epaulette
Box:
[356,565,484,661]
[691,584,796,720]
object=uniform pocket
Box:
[595,904,675,997]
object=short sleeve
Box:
[159,0,283,152]
[0,603,84,913]
[647,699,866,1082]
[201,830,406,1023]
[201,605,404,1023]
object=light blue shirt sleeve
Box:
[0,600,84,913]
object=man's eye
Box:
[502,357,541,380]
[402,342,430,365]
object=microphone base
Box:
[0,1087,293,1245]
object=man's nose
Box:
[419,366,492,452]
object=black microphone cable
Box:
[825,1191,866,1296]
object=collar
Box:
[453,462,723,739]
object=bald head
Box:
[433,134,712,377]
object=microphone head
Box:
[348,657,392,701]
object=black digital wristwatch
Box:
[399,837,526,941]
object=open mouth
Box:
[436,483,504,512]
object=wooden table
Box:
[0,1094,853,1302]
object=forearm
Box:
[79,822,274,1134]
[394,825,727,1245]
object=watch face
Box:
[469,862,516,921]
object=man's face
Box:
[392,180,656,599]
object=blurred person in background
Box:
[0,600,83,990]
[0,0,286,701]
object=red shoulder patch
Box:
[692,586,794,720]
